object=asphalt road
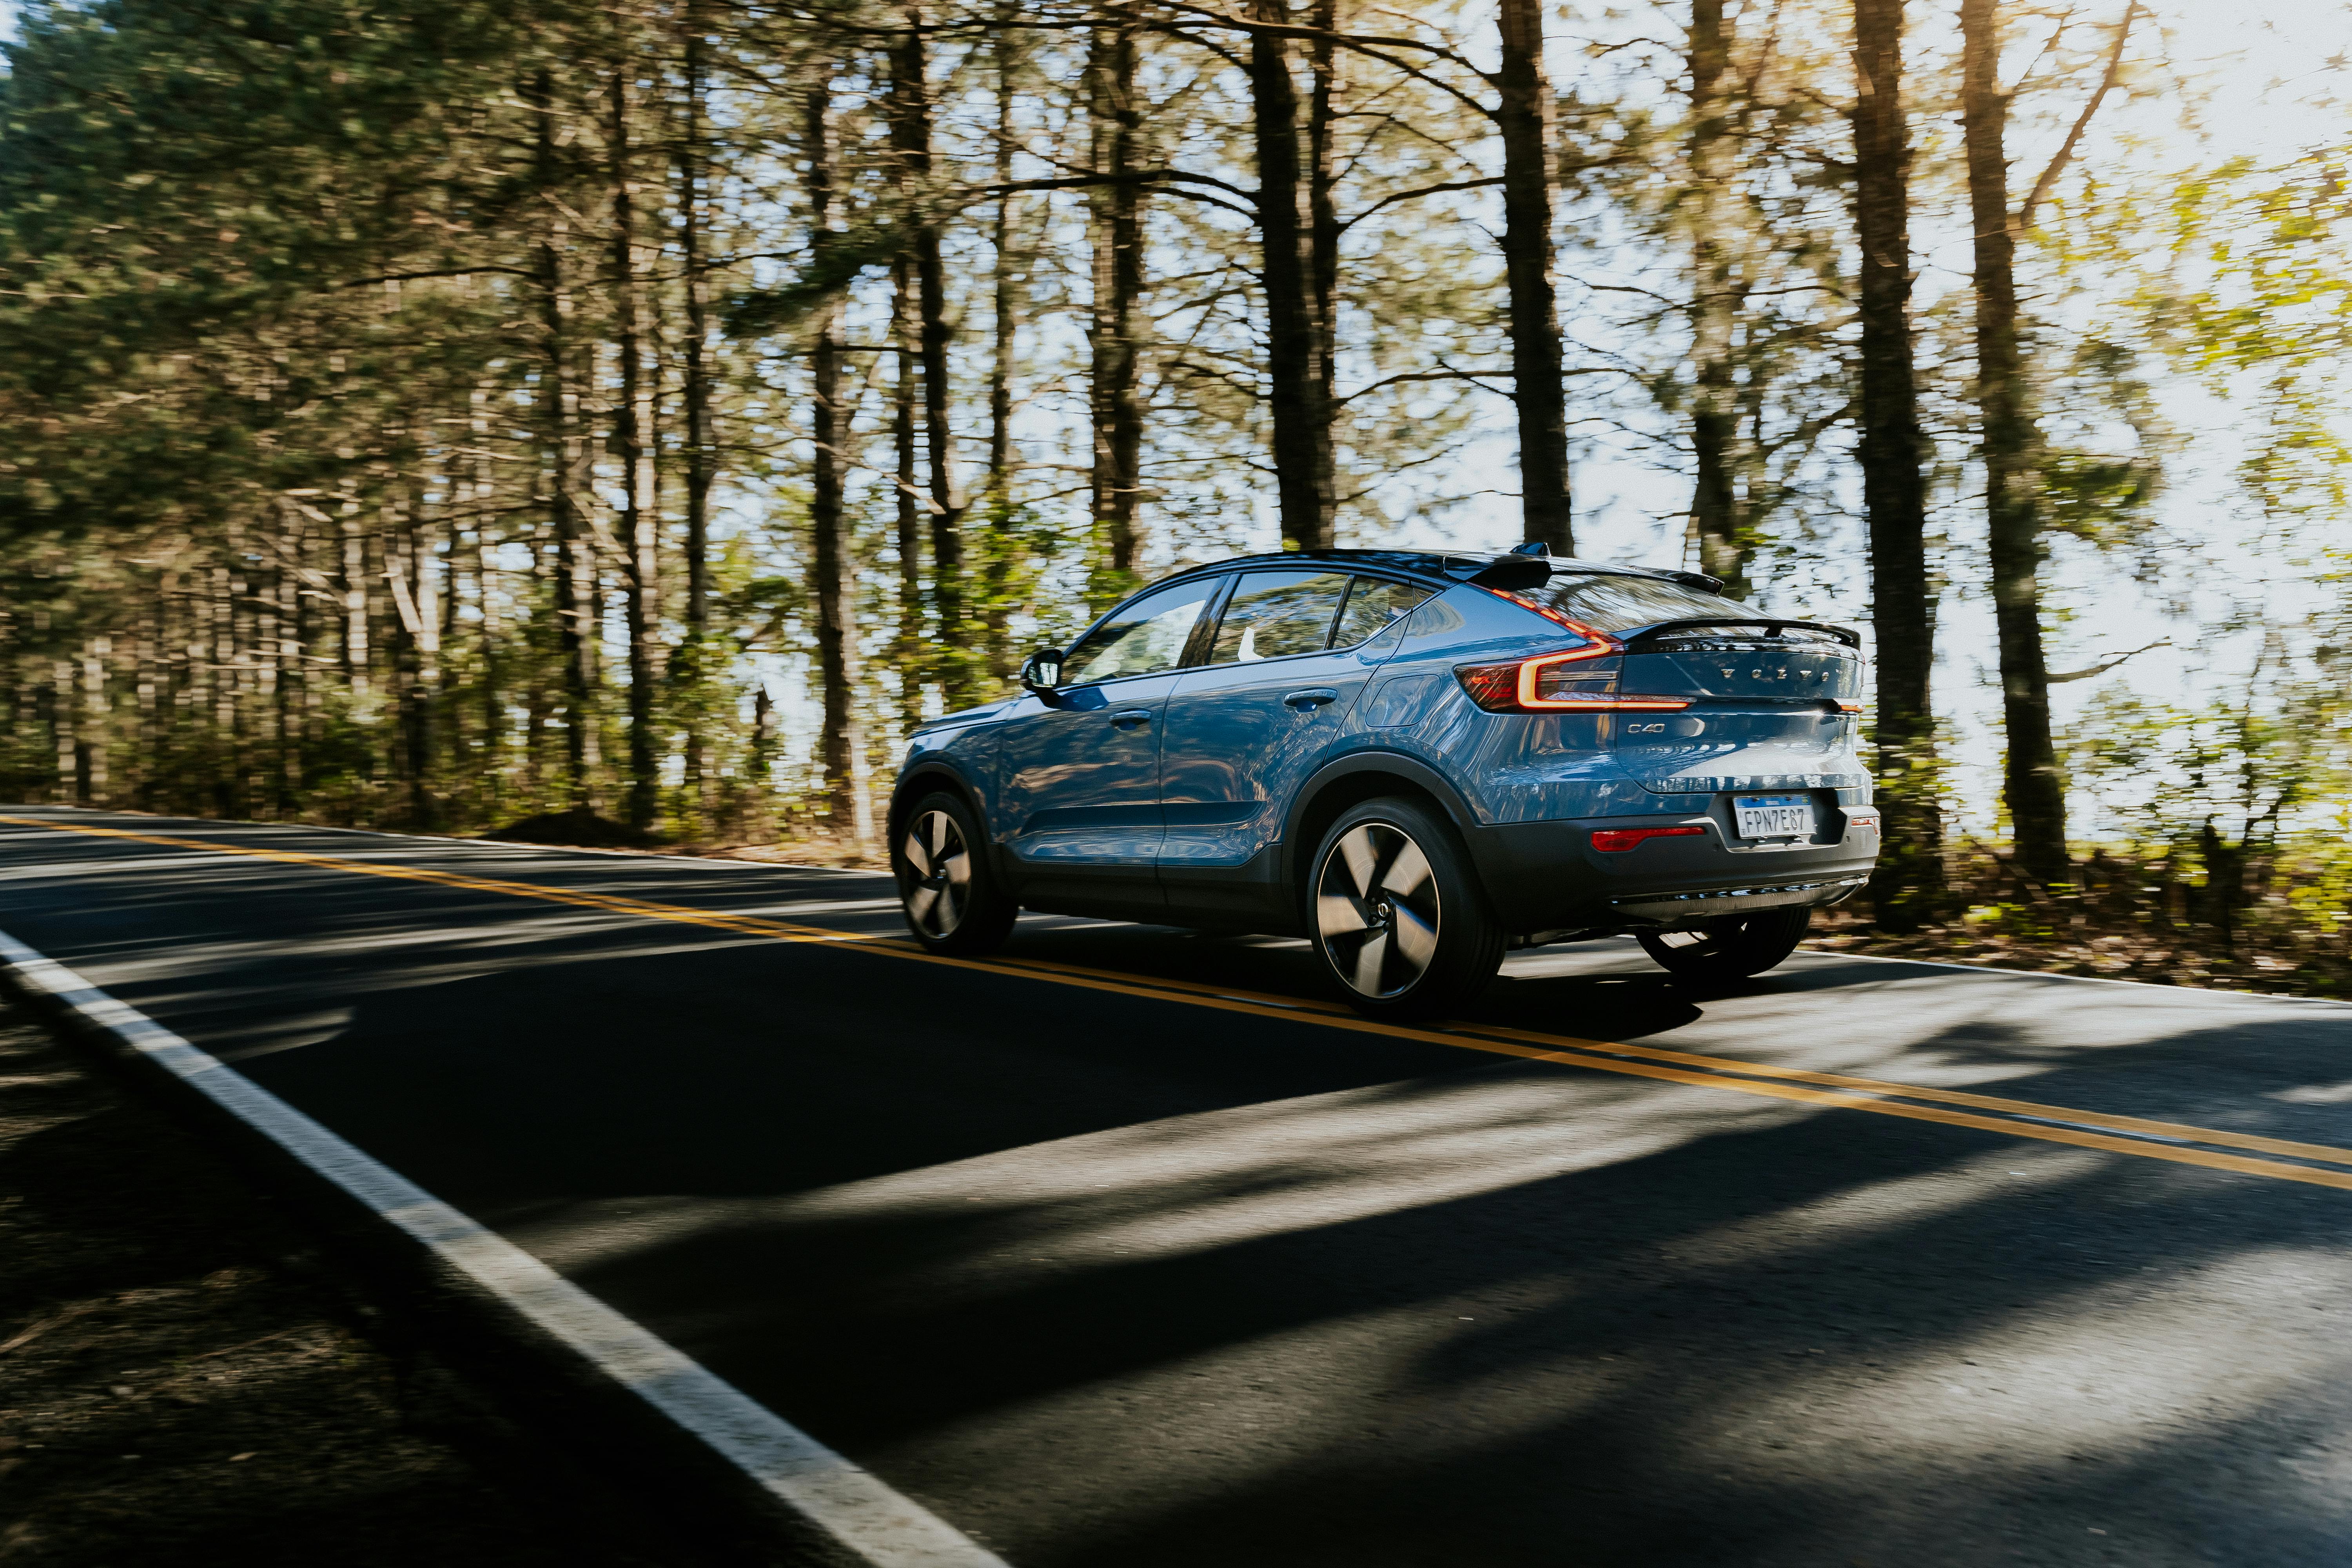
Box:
[5,806,2352,1568]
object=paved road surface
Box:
[5,806,2351,1567]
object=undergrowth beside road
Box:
[1811,841,2352,998]
[0,1004,692,1568]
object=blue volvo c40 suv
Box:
[890,546,1881,1016]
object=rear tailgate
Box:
[1610,623,1867,795]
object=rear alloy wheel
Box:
[1310,797,1504,1018]
[895,792,1017,955]
[1637,906,1813,982]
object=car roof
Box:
[1156,548,1704,588]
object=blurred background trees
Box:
[2,0,2349,983]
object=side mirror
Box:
[1020,647,1065,692]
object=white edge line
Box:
[0,926,1007,1568]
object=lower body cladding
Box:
[1467,807,1879,943]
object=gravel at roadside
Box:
[0,1001,696,1567]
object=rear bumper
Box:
[1466,809,1879,936]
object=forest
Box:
[1,0,2348,989]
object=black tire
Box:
[1636,906,1813,981]
[894,791,1018,955]
[1308,797,1504,1018]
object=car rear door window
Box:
[1331,577,1435,648]
[1209,570,1352,664]
[1059,577,1219,685]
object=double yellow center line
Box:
[9,813,2352,1193]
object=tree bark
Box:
[610,64,662,834]
[985,19,1022,682]
[1250,0,1333,551]
[390,440,439,829]
[467,386,502,806]
[892,9,969,704]
[1308,0,1341,527]
[1090,4,1147,593]
[808,78,871,848]
[677,2,715,822]
[1960,0,2067,884]
[1853,0,1944,920]
[532,68,598,811]
[891,253,925,731]
[1687,0,1751,596]
[1497,0,1573,554]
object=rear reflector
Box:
[1592,824,1707,853]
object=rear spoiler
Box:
[1623,617,1862,650]
[1444,555,1725,594]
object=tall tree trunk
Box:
[611,64,662,834]
[1960,0,2065,884]
[677,3,715,825]
[1962,0,2133,884]
[808,78,871,848]
[1497,0,1573,554]
[76,637,105,806]
[1308,0,1340,527]
[1687,0,1751,596]
[1250,0,1332,551]
[270,512,299,813]
[1852,0,1944,920]
[893,8,969,704]
[533,68,598,811]
[469,381,503,807]
[891,254,925,731]
[390,443,439,829]
[985,20,1022,683]
[1089,4,1147,595]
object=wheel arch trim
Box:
[1277,750,1480,891]
[888,761,992,853]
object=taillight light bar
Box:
[1592,825,1706,853]
[1455,647,1693,713]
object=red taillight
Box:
[1455,661,1524,709]
[1454,647,1692,713]
[1591,825,1706,853]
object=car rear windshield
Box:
[1511,571,1757,633]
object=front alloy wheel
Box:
[902,807,973,939]
[894,791,1018,955]
[1308,797,1504,1017]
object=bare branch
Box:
[2048,639,2168,683]
[2019,1,2138,233]
[1338,176,1503,232]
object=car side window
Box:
[1331,577,1436,648]
[1207,571,1352,664]
[1057,577,1219,686]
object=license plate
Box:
[1733,793,1815,840]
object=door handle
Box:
[1107,708,1153,729]
[1283,688,1339,710]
